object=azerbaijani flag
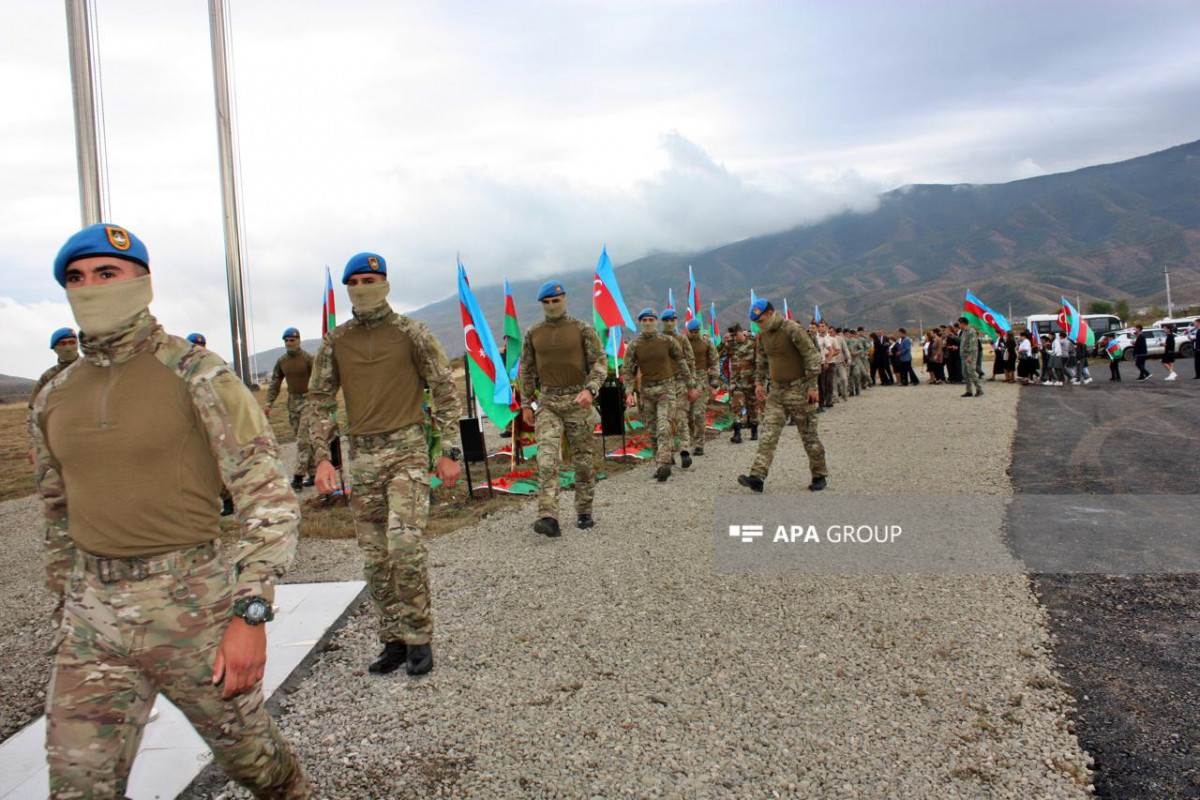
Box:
[686,265,699,323]
[964,290,1011,341]
[502,276,521,382]
[606,326,626,377]
[1060,296,1095,346]
[814,304,821,323]
[592,246,635,367]
[783,298,793,321]
[1105,337,1124,359]
[667,287,675,312]
[750,289,760,334]
[321,266,336,336]
[709,301,720,344]
[458,262,515,428]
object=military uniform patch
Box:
[367,256,380,270]
[105,226,131,251]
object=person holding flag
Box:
[518,281,608,538]
[305,252,462,677]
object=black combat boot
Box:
[576,514,595,530]
[680,451,692,469]
[406,643,434,676]
[961,391,974,397]
[534,517,562,538]
[693,445,705,456]
[368,641,407,675]
[750,424,759,441]
[655,464,672,482]
[738,474,764,493]
[291,474,303,490]
[220,496,235,516]
[808,476,827,492]
[303,475,316,487]
[730,424,742,444]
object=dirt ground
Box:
[1010,376,1200,798]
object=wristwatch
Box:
[233,596,274,626]
[442,447,462,461]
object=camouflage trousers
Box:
[729,377,759,425]
[286,393,318,476]
[672,379,692,453]
[853,359,869,391]
[688,390,709,447]
[47,546,310,799]
[962,354,983,394]
[638,379,675,466]
[348,424,433,645]
[534,392,596,519]
[750,384,828,481]
[835,363,849,399]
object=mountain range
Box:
[256,139,1200,366]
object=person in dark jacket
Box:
[1132,325,1152,380]
[1161,324,1177,381]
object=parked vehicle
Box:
[1026,313,1123,354]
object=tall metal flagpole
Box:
[208,0,252,384]
[64,0,104,225]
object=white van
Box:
[1151,315,1200,331]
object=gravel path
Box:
[190,381,1095,799]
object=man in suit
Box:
[894,328,919,386]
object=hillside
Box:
[0,374,35,404]
[395,139,1200,353]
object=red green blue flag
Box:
[1060,296,1095,346]
[592,246,635,362]
[321,266,336,336]
[783,298,793,321]
[750,289,760,334]
[708,301,720,344]
[964,290,1011,341]
[686,265,699,323]
[458,262,515,428]
[502,276,521,382]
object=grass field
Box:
[0,404,33,503]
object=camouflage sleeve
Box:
[668,337,694,385]
[680,334,698,389]
[624,340,640,385]
[755,336,768,387]
[706,339,720,387]
[177,348,298,606]
[408,319,462,452]
[580,321,608,394]
[265,357,284,407]
[788,324,822,392]
[304,332,340,464]
[30,384,73,602]
[518,327,538,407]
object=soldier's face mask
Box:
[348,280,390,312]
[67,274,153,337]
[54,341,79,363]
[541,296,566,320]
[761,312,784,332]
[661,319,677,333]
[639,319,658,334]
[285,338,300,352]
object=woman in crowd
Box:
[1003,331,1017,383]
[1161,323,1177,381]
[943,326,962,383]
[925,330,945,384]
[1017,330,1038,385]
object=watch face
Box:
[245,601,269,623]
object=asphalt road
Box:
[1009,375,1200,799]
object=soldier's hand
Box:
[710,388,720,400]
[27,446,34,465]
[315,460,338,494]
[755,384,766,403]
[213,618,267,699]
[807,389,820,404]
[625,393,637,408]
[435,455,461,484]
[574,389,594,408]
[263,406,271,418]
[521,407,534,428]
[687,388,699,402]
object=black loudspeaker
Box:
[598,383,626,436]
[459,418,487,462]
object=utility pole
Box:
[64,0,104,225]
[208,0,252,384]
[1164,265,1174,317]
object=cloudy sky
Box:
[3,0,1199,378]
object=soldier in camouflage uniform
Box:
[624,308,694,482]
[305,252,462,677]
[659,308,698,468]
[852,327,871,393]
[518,280,608,538]
[738,298,828,493]
[264,327,317,489]
[958,317,984,397]
[684,319,720,455]
[26,327,79,451]
[33,223,310,799]
[719,323,759,443]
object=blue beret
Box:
[54,223,149,287]
[342,252,387,284]
[536,280,566,301]
[749,297,770,321]
[685,319,701,331]
[49,327,76,348]
[661,309,678,320]
[186,332,207,346]
[282,327,300,340]
[637,307,658,320]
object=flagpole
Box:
[64,0,104,225]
